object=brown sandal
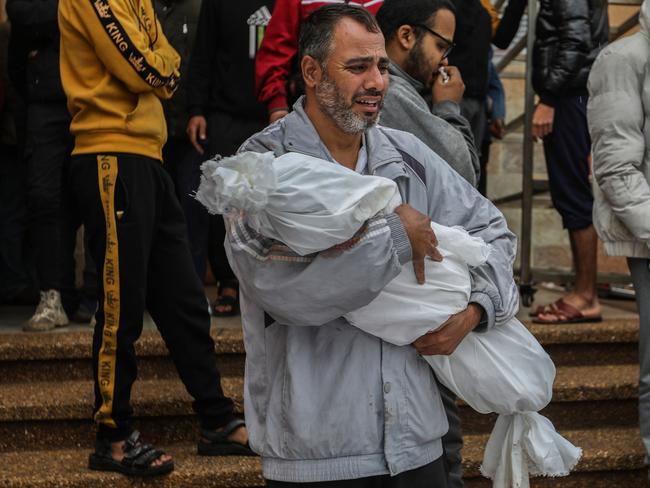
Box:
[532,298,602,324]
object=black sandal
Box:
[211,292,239,317]
[198,419,256,456]
[88,430,174,477]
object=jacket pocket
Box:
[125,93,165,141]
[593,179,635,243]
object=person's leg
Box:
[478,133,491,196]
[144,161,246,444]
[0,142,34,302]
[69,154,170,470]
[206,112,266,315]
[24,103,74,330]
[536,96,599,322]
[569,225,599,303]
[174,141,210,281]
[628,258,650,466]
[209,215,239,315]
[78,232,99,322]
[438,382,464,488]
[459,97,487,164]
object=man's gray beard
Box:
[315,74,381,135]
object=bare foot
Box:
[213,287,237,315]
[535,293,601,323]
[227,425,249,445]
[200,425,249,445]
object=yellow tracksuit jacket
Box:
[58,0,180,160]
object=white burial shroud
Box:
[196,151,582,487]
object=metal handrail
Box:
[495,35,527,73]
[518,0,537,306]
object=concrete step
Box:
[461,364,639,434]
[0,377,243,452]
[527,319,638,367]
[0,319,639,384]
[0,328,245,382]
[461,426,648,488]
[0,364,639,451]
[0,427,646,488]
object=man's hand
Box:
[489,118,505,140]
[269,110,289,124]
[186,115,208,154]
[394,204,443,285]
[532,103,554,140]
[432,66,465,105]
[412,303,483,356]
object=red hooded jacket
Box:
[255,0,383,113]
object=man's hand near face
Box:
[412,303,483,356]
[394,204,443,284]
[431,65,465,104]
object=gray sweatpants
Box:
[629,258,650,460]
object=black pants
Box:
[266,456,449,487]
[68,153,236,441]
[163,112,265,286]
[162,138,231,285]
[24,103,75,293]
[542,95,593,231]
[24,102,96,310]
[0,142,33,300]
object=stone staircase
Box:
[0,316,647,487]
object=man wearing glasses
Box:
[376,1,481,486]
[377,0,479,187]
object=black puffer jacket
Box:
[494,0,609,106]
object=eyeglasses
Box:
[413,24,455,60]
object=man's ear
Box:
[395,25,416,51]
[301,55,322,89]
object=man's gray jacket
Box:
[380,62,480,186]
[226,98,519,483]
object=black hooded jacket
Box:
[6,0,66,103]
[447,0,492,101]
[493,0,609,106]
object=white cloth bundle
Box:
[196,151,399,256]
[196,151,581,487]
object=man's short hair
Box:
[299,4,381,65]
[376,0,456,42]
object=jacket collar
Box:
[388,61,425,95]
[282,97,406,176]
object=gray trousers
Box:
[629,258,650,459]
